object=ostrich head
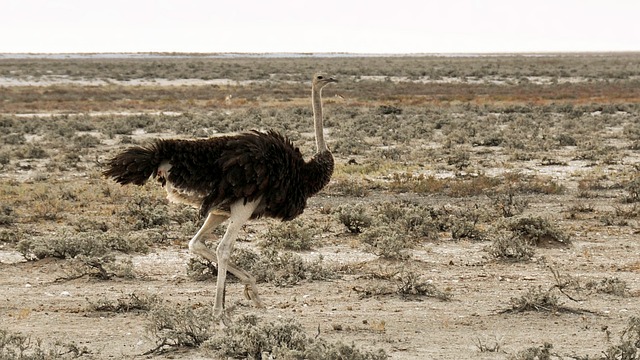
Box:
[312,73,337,90]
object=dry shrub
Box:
[389,173,445,194]
[205,315,308,359]
[337,204,372,234]
[585,277,629,297]
[145,303,215,353]
[0,205,16,226]
[0,329,90,359]
[205,314,388,360]
[362,227,413,260]
[506,286,560,313]
[447,174,501,197]
[17,230,148,260]
[377,201,440,240]
[63,255,136,281]
[510,342,556,360]
[188,248,334,287]
[146,307,388,359]
[262,219,317,250]
[18,232,110,260]
[352,269,452,302]
[519,177,565,195]
[327,177,370,197]
[395,271,452,301]
[491,190,529,217]
[90,292,161,313]
[578,176,614,192]
[0,229,20,244]
[446,149,470,169]
[614,204,640,219]
[122,192,171,230]
[251,249,333,286]
[488,232,535,262]
[623,176,640,203]
[444,205,485,241]
[601,316,640,360]
[503,281,589,316]
[508,216,571,246]
[349,201,442,259]
[30,191,68,222]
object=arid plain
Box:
[1,54,640,359]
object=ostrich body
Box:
[103,74,336,318]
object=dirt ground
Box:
[1,55,640,359]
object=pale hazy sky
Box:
[1,0,639,54]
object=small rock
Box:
[60,291,71,297]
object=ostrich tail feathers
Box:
[103,145,162,186]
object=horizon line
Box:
[2,50,640,59]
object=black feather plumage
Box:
[103,130,334,220]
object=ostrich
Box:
[103,74,337,319]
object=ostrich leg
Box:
[187,204,264,316]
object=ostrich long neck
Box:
[312,86,328,153]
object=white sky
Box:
[1,0,639,54]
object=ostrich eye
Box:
[317,75,323,80]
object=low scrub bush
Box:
[145,303,215,353]
[375,201,440,239]
[207,315,388,359]
[506,286,560,313]
[445,206,485,241]
[508,216,571,246]
[352,269,452,302]
[487,232,535,262]
[262,219,317,250]
[585,277,629,297]
[327,177,371,197]
[17,230,148,260]
[63,255,136,280]
[395,271,452,301]
[491,190,529,217]
[362,227,414,260]
[600,316,640,360]
[250,249,334,286]
[389,173,445,194]
[188,248,334,287]
[338,201,442,259]
[510,342,556,360]
[123,193,171,230]
[623,176,640,203]
[337,204,372,234]
[0,328,90,359]
[146,305,388,359]
[90,292,161,313]
[0,205,16,226]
